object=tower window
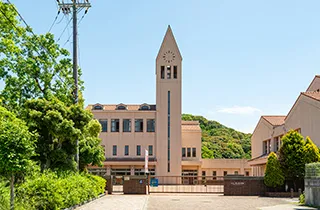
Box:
[117,106,127,110]
[161,66,165,79]
[173,66,177,79]
[167,66,171,79]
[192,148,196,157]
[187,148,191,157]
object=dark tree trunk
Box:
[10,174,14,210]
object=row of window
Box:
[99,119,155,133]
[263,135,283,155]
[112,145,153,156]
[204,171,250,176]
[160,66,178,79]
[182,147,196,158]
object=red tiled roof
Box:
[302,91,320,101]
[181,121,201,132]
[86,104,156,111]
[262,116,286,126]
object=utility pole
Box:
[57,0,91,170]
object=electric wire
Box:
[48,10,61,33]
[2,1,69,88]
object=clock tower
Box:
[155,26,182,179]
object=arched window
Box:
[93,105,103,110]
[139,104,150,110]
[116,104,127,110]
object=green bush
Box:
[299,192,305,204]
[305,162,320,178]
[264,152,284,188]
[0,179,9,210]
[15,171,106,210]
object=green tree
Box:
[264,152,284,189]
[182,114,251,159]
[304,136,320,164]
[0,106,35,210]
[0,2,83,114]
[23,98,104,171]
[278,130,305,190]
[201,144,214,159]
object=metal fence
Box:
[149,176,224,194]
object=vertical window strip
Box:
[168,91,170,172]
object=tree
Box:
[264,152,284,189]
[0,106,35,210]
[202,144,214,159]
[22,98,104,171]
[0,2,83,114]
[304,136,320,164]
[278,130,305,190]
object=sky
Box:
[6,0,320,133]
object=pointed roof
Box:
[301,91,320,102]
[262,116,286,126]
[306,75,320,91]
[156,25,182,61]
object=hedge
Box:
[1,172,106,210]
[305,162,320,178]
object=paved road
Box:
[77,194,316,210]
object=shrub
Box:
[299,192,305,204]
[264,152,284,189]
[16,171,106,210]
[305,162,320,178]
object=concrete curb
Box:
[63,192,107,210]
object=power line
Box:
[56,15,73,42]
[0,2,69,88]
[48,10,61,33]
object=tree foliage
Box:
[182,114,251,159]
[279,130,307,182]
[304,136,320,164]
[264,152,284,188]
[0,106,35,177]
[0,2,83,113]
[23,98,104,171]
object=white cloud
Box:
[217,106,261,115]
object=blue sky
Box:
[8,0,320,133]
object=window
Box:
[167,91,170,172]
[187,148,191,157]
[112,145,117,156]
[245,171,250,176]
[182,148,186,157]
[274,136,279,151]
[173,66,177,79]
[234,171,238,175]
[212,171,217,180]
[111,119,119,132]
[147,119,155,132]
[136,145,141,156]
[224,171,228,176]
[117,105,127,110]
[125,145,129,156]
[202,171,206,177]
[263,140,268,154]
[123,119,131,132]
[167,66,171,79]
[161,66,165,79]
[99,119,107,132]
[135,119,143,132]
[141,105,150,110]
[93,105,103,110]
[192,148,196,157]
[148,145,153,156]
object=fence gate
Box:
[148,176,224,194]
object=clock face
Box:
[162,50,175,63]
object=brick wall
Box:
[123,176,147,194]
[224,176,266,196]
